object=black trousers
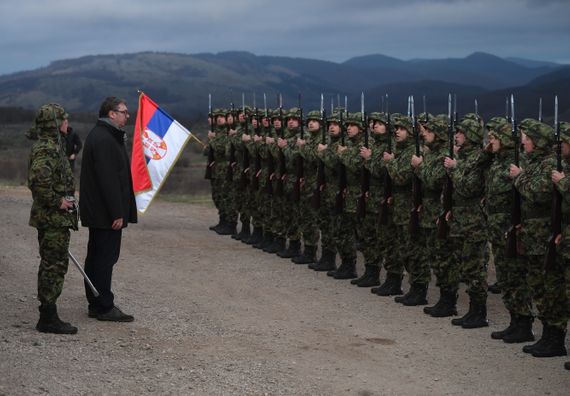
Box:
[84,228,122,312]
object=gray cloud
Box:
[0,0,568,75]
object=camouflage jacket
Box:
[317,134,342,207]
[339,134,364,214]
[385,140,415,226]
[209,126,229,179]
[27,128,77,230]
[297,128,321,197]
[484,149,522,217]
[364,132,391,212]
[415,142,447,229]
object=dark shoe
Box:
[531,326,567,358]
[564,361,570,370]
[254,233,273,249]
[425,288,458,318]
[264,237,286,254]
[372,273,404,296]
[292,245,317,265]
[209,215,223,231]
[312,249,337,272]
[332,259,357,280]
[217,222,237,236]
[36,304,78,335]
[244,226,263,245]
[351,265,380,287]
[394,288,412,304]
[488,282,501,294]
[491,312,517,340]
[452,302,474,326]
[461,302,489,329]
[277,239,301,258]
[232,222,250,241]
[503,315,534,344]
[96,306,134,322]
[402,283,428,306]
[523,323,549,354]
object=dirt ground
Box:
[0,186,568,395]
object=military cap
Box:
[456,113,484,145]
[344,112,364,129]
[327,112,342,123]
[417,112,434,125]
[34,103,68,129]
[212,108,226,117]
[392,113,412,132]
[560,121,570,145]
[368,112,388,125]
[423,114,448,142]
[305,110,321,121]
[285,107,301,119]
[519,118,555,150]
[271,109,283,120]
[489,122,515,149]
[486,116,509,132]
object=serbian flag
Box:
[131,93,191,213]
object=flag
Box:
[131,93,191,213]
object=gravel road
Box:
[0,186,567,395]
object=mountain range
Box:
[0,51,568,122]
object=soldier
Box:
[444,114,490,328]
[510,119,568,357]
[550,121,570,369]
[484,118,534,344]
[291,110,321,264]
[27,103,78,334]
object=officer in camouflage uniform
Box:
[484,118,534,344]
[551,122,570,369]
[445,114,490,328]
[310,111,343,271]
[27,103,78,334]
[511,119,568,357]
[326,112,363,279]
[291,110,322,264]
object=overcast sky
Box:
[1,0,569,76]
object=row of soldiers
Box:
[204,96,570,370]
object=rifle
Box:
[275,94,286,197]
[292,93,304,202]
[226,96,239,182]
[538,97,543,123]
[545,96,562,270]
[357,92,370,218]
[312,94,327,209]
[505,94,521,258]
[437,93,455,239]
[410,96,422,236]
[379,94,393,224]
[263,94,275,196]
[241,96,253,190]
[205,93,215,180]
[335,107,347,213]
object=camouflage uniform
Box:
[513,119,568,355]
[448,114,490,327]
[27,104,78,334]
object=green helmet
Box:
[327,112,342,124]
[212,108,226,117]
[486,117,508,133]
[34,103,68,129]
[456,113,484,145]
[368,112,388,125]
[519,118,555,150]
[286,107,301,119]
[417,112,434,125]
[392,113,412,132]
[306,110,321,121]
[424,114,448,141]
[560,121,570,145]
[345,112,364,129]
[489,122,515,149]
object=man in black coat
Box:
[64,126,82,171]
[79,97,138,322]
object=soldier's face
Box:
[562,142,570,157]
[273,119,282,129]
[262,117,270,127]
[216,115,226,126]
[373,121,386,135]
[287,118,299,129]
[308,120,320,131]
[455,131,466,146]
[347,124,360,138]
[329,122,340,136]
[395,127,408,142]
[423,130,435,143]
[252,118,259,128]
[226,114,234,124]
[59,119,69,134]
[488,134,501,152]
[521,132,535,153]
[239,113,246,122]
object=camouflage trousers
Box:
[488,214,532,317]
[318,203,337,254]
[212,169,238,223]
[270,193,298,238]
[429,233,460,291]
[36,227,70,305]
[297,193,319,247]
[396,225,431,285]
[333,213,357,263]
[455,236,488,305]
[359,212,400,274]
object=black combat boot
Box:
[372,273,404,296]
[351,265,380,287]
[244,226,263,245]
[502,315,534,344]
[452,301,474,326]
[265,236,286,254]
[461,302,489,329]
[254,232,273,249]
[332,258,358,280]
[488,281,502,294]
[491,311,517,340]
[232,220,250,241]
[36,304,78,335]
[425,288,458,318]
[209,214,224,232]
[530,326,567,358]
[564,361,570,370]
[401,283,428,306]
[277,239,301,258]
[394,286,412,303]
[311,249,336,271]
[291,245,317,264]
[523,323,550,354]
[217,221,237,236]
